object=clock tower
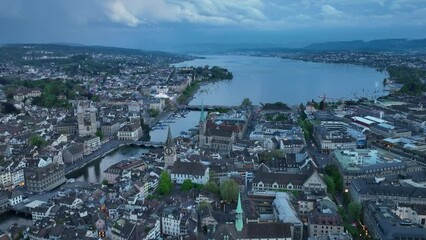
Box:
[164,127,176,169]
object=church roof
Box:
[171,161,206,176]
[165,127,175,147]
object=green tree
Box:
[181,179,194,192]
[29,135,46,148]
[177,80,200,104]
[91,94,100,102]
[220,179,239,202]
[348,202,362,222]
[197,201,212,211]
[102,179,109,185]
[298,119,313,141]
[149,108,160,118]
[345,224,359,238]
[240,98,252,108]
[325,165,344,192]
[299,103,307,120]
[259,150,284,164]
[324,175,336,196]
[204,181,219,194]
[96,129,103,140]
[158,171,173,195]
[0,102,19,114]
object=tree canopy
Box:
[204,181,219,194]
[240,98,252,108]
[220,179,239,202]
[324,164,344,193]
[181,179,194,192]
[348,202,362,222]
[29,135,46,148]
[158,171,173,195]
[324,175,336,197]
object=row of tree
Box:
[157,171,239,202]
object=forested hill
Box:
[0,43,190,63]
[304,39,426,53]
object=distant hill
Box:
[304,39,426,53]
[0,43,186,63]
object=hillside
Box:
[304,39,426,53]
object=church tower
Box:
[235,192,243,232]
[198,101,207,147]
[164,127,177,169]
[77,100,97,137]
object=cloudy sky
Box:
[0,0,425,51]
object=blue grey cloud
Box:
[101,0,426,28]
[0,0,425,49]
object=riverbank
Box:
[175,65,233,105]
[64,139,161,176]
[65,139,121,175]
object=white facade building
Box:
[171,161,209,185]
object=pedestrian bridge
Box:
[181,105,234,111]
[122,140,164,148]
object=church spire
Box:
[165,126,175,147]
[200,100,206,123]
[235,192,243,232]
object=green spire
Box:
[200,100,205,123]
[236,192,243,213]
[235,192,243,232]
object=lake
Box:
[174,55,386,106]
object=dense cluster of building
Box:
[1,45,426,239]
[266,50,426,71]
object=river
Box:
[65,111,201,183]
[174,55,386,106]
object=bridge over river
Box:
[65,139,164,175]
[180,105,235,111]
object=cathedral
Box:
[77,100,97,137]
[197,104,236,153]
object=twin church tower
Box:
[162,107,244,233]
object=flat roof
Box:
[365,116,388,124]
[352,116,375,125]
[378,123,395,130]
[333,148,405,173]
